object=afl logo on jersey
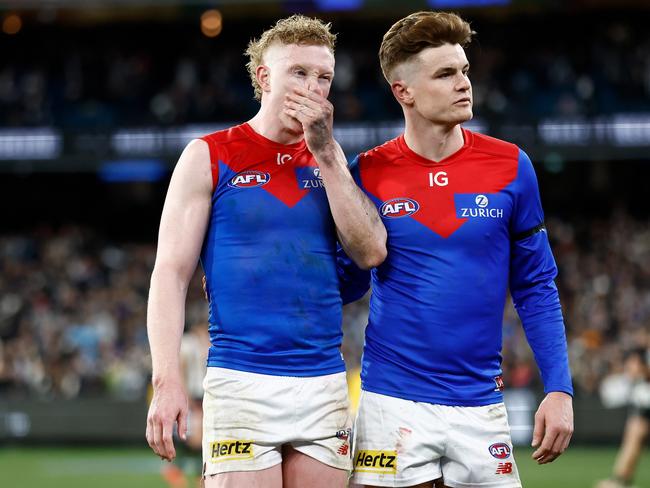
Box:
[380,198,420,218]
[228,170,270,188]
[488,443,511,459]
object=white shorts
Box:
[202,367,352,476]
[352,391,522,488]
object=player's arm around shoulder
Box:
[146,138,213,462]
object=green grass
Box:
[0,446,167,488]
[0,446,648,487]
[516,446,649,488]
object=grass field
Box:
[0,445,648,487]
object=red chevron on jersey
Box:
[202,123,318,208]
[359,129,519,238]
[235,155,314,208]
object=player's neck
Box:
[248,106,304,146]
[403,119,464,163]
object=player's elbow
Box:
[357,243,387,270]
[150,260,192,290]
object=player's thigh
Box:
[282,445,348,488]
[351,482,435,488]
[352,391,443,487]
[202,368,286,476]
[290,371,352,473]
[202,368,351,478]
[441,403,521,488]
[203,464,282,488]
[626,415,649,440]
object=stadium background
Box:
[0,0,649,486]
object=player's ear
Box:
[391,80,414,106]
[256,65,271,95]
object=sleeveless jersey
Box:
[199,123,344,376]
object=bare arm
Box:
[145,139,212,461]
[285,87,387,269]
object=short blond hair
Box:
[380,11,474,82]
[245,15,337,100]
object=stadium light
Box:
[201,9,222,38]
[2,13,22,35]
[0,129,62,160]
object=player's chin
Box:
[282,113,304,134]
[435,107,472,126]
[453,106,473,123]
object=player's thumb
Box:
[531,412,544,447]
[178,408,188,441]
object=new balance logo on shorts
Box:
[209,440,253,462]
[354,450,397,474]
[495,462,513,474]
[336,429,351,456]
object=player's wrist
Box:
[312,141,339,162]
[547,390,573,400]
[151,371,183,390]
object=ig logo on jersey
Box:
[228,170,271,188]
[380,198,420,218]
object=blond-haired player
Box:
[145,15,386,488]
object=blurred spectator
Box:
[0,226,205,399]
[595,349,650,488]
[1,13,650,128]
[1,207,648,400]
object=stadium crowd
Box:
[1,6,648,406]
[1,13,650,128]
[0,210,647,400]
[0,226,206,399]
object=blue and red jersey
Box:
[199,123,345,376]
[344,128,573,406]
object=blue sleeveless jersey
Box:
[199,123,344,376]
[344,129,573,406]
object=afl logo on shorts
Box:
[489,443,511,459]
[380,198,419,218]
[228,170,270,188]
